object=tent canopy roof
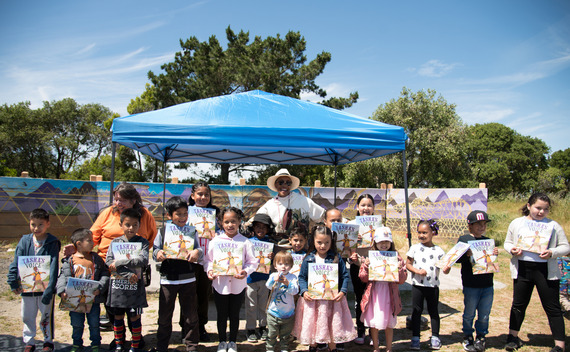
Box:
[111,90,407,165]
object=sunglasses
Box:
[277,180,293,186]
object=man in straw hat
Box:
[256,168,324,241]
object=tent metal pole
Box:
[109,142,117,205]
[333,163,338,207]
[162,155,167,226]
[402,150,412,247]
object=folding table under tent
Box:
[110,90,412,243]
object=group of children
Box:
[7,189,567,352]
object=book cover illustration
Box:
[59,277,98,313]
[332,222,360,258]
[18,256,51,293]
[469,239,499,274]
[211,240,244,276]
[110,242,142,280]
[368,250,399,282]
[188,206,216,239]
[516,219,554,253]
[307,263,338,300]
[355,215,383,248]
[290,253,304,278]
[162,223,196,260]
[435,241,470,269]
[251,239,274,274]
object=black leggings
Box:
[509,260,565,341]
[350,263,367,334]
[213,289,245,342]
[411,285,440,337]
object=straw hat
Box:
[267,168,300,192]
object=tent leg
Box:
[162,158,167,226]
[109,142,117,205]
[402,150,412,247]
[333,164,338,207]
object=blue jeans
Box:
[462,286,493,337]
[70,303,101,346]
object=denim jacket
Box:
[298,250,349,296]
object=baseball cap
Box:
[467,210,491,224]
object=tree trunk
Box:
[220,163,230,184]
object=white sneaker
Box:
[227,341,238,352]
[217,341,228,352]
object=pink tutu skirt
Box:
[361,281,397,330]
[292,296,357,345]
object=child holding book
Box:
[188,181,220,341]
[359,228,406,352]
[106,208,150,352]
[245,213,276,342]
[7,208,61,352]
[456,211,496,352]
[152,196,203,352]
[292,223,356,352]
[266,251,299,352]
[406,219,449,350]
[57,228,110,352]
[503,193,569,352]
[206,207,257,352]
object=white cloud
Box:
[415,59,458,78]
[459,107,515,125]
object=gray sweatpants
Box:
[245,280,269,330]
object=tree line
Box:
[0,27,567,197]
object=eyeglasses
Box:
[277,180,293,186]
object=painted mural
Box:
[0,177,487,242]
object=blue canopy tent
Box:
[110,90,413,243]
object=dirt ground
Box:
[0,247,568,352]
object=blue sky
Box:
[1,0,569,155]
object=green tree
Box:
[0,102,54,177]
[42,98,112,178]
[339,88,470,188]
[465,122,549,196]
[144,26,358,183]
[550,148,570,190]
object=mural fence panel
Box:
[0,177,487,243]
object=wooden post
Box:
[90,175,97,181]
[96,175,103,182]
[479,183,486,188]
[314,180,321,187]
[172,177,179,184]
[21,171,29,178]
[380,183,386,189]
[239,178,246,186]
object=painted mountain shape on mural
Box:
[69,182,97,196]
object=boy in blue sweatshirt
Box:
[7,208,61,352]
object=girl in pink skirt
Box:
[359,228,407,352]
[293,224,356,352]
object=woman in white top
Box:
[503,193,569,352]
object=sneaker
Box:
[337,343,345,351]
[129,348,142,352]
[308,347,317,352]
[217,342,228,352]
[474,336,486,352]
[316,344,328,351]
[41,343,55,352]
[505,334,523,351]
[410,336,420,351]
[259,327,268,341]
[247,330,258,342]
[23,345,36,352]
[429,336,442,350]
[227,341,238,352]
[114,344,127,352]
[463,336,476,352]
[550,347,564,352]
[354,332,365,345]
[70,346,83,352]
